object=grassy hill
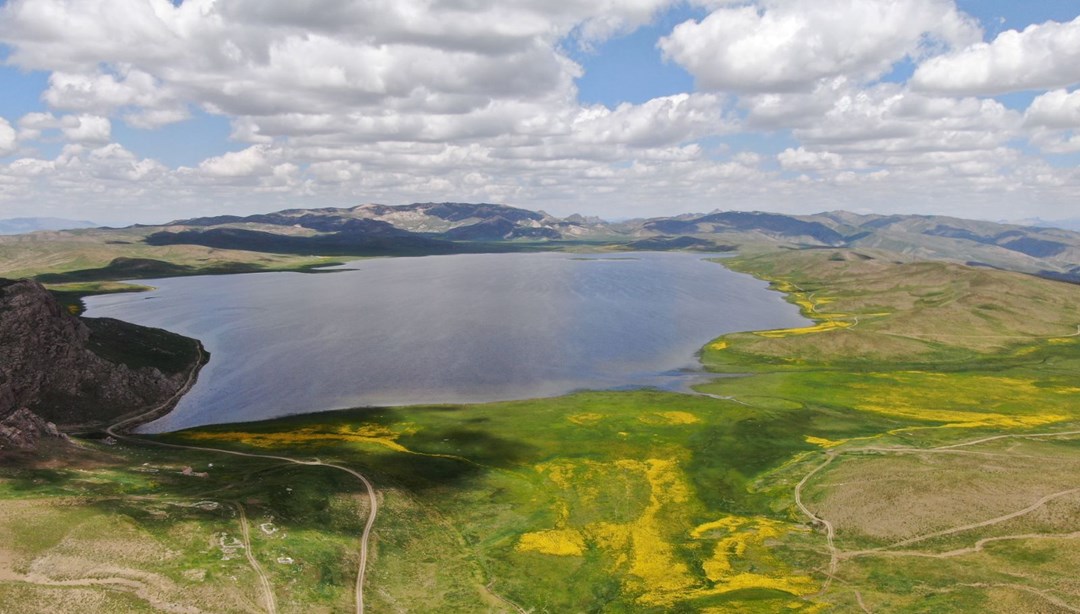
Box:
[5,203,1080,290]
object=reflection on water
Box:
[83,252,807,432]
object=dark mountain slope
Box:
[145,226,464,256]
[152,202,567,254]
[0,279,205,438]
[695,211,847,245]
[442,217,562,241]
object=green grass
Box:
[4,248,1080,612]
[177,390,828,611]
[45,281,154,315]
[0,446,366,612]
[0,226,589,285]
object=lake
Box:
[83,252,808,432]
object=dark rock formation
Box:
[0,279,203,437]
[0,407,68,450]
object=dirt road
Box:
[234,502,277,614]
[105,345,378,614]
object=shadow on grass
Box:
[685,402,917,515]
[0,445,373,542]
[160,405,539,494]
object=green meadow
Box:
[3,249,1080,612]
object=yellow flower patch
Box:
[756,320,853,338]
[638,411,701,425]
[184,425,410,453]
[804,435,845,448]
[528,456,821,608]
[857,405,1066,428]
[516,529,586,557]
[715,572,819,595]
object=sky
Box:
[1,1,1080,225]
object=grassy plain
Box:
[0,442,366,612]
[696,250,1080,611]
[0,227,345,282]
[2,249,1080,612]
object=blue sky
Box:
[571,2,1076,112]
[568,4,705,107]
[597,3,1060,91]
[1,1,1079,224]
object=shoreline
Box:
[63,339,211,437]
[44,258,353,315]
[85,251,800,435]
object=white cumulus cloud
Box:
[913,16,1080,95]
[0,0,1079,223]
[0,118,17,156]
[1024,89,1080,154]
[778,147,844,172]
[60,115,112,144]
[1025,89,1080,129]
[15,112,113,144]
[659,0,978,92]
[0,0,680,139]
[197,145,280,178]
[792,85,1020,155]
[570,93,730,147]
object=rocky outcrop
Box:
[0,408,68,450]
[0,279,203,436]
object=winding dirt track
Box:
[847,531,1080,561]
[793,452,839,591]
[793,428,1080,611]
[843,487,1080,557]
[483,582,528,614]
[104,345,378,614]
[234,503,277,614]
[958,583,1080,614]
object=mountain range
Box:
[1010,218,1080,232]
[138,202,1080,283]
[0,217,97,235]
[4,202,1080,285]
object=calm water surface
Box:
[83,252,807,432]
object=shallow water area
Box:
[83,252,808,432]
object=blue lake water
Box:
[83,252,808,432]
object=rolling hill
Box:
[3,202,1080,284]
[150,203,1080,282]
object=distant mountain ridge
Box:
[12,202,1079,284]
[797,212,1080,282]
[165,202,588,241]
[144,202,601,256]
[0,217,96,235]
[143,202,1080,282]
[1010,218,1080,233]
